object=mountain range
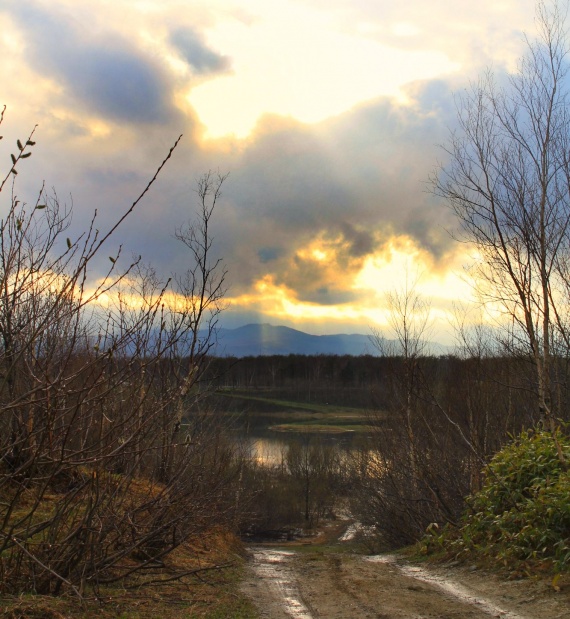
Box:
[210,323,377,357]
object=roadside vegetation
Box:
[0,109,251,614]
[422,428,570,575]
[417,0,570,577]
[1,529,256,619]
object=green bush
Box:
[425,428,570,571]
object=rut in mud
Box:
[243,549,313,619]
[240,534,570,619]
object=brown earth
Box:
[241,523,570,619]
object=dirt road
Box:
[240,527,570,619]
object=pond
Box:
[231,412,370,466]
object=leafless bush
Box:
[238,437,347,536]
[0,111,238,597]
[351,281,538,547]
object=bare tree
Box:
[0,111,238,598]
[286,437,340,527]
[433,1,570,434]
[371,275,432,482]
[358,282,517,546]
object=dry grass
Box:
[2,460,257,616]
[1,528,258,619]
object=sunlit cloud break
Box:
[0,0,542,342]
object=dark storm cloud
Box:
[339,222,375,257]
[64,49,172,123]
[211,81,458,299]
[170,27,231,75]
[302,287,358,306]
[258,247,284,263]
[8,2,178,124]
[31,76,460,304]
[1,0,466,313]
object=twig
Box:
[122,563,234,589]
[11,536,85,602]
[83,135,183,262]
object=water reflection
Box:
[248,437,289,467]
[238,427,365,467]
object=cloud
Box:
[209,81,458,299]
[66,49,173,123]
[0,43,461,311]
[0,0,502,337]
[6,2,179,125]
[258,247,284,263]
[294,0,536,69]
[170,27,231,75]
[339,222,375,258]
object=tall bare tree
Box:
[433,1,570,432]
[371,275,432,481]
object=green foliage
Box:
[423,428,570,571]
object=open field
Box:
[269,423,370,434]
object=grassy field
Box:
[217,390,367,414]
[216,390,380,434]
[269,424,372,433]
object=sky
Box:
[0,0,540,343]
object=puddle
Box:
[339,521,376,542]
[339,523,360,541]
[365,555,530,619]
[251,548,313,619]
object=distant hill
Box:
[210,323,376,357]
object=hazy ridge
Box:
[212,323,376,357]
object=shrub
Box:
[424,428,570,571]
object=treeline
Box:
[207,353,383,408]
[205,351,567,417]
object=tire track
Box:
[365,555,531,619]
[243,548,314,619]
[242,543,565,619]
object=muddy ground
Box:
[240,522,570,619]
